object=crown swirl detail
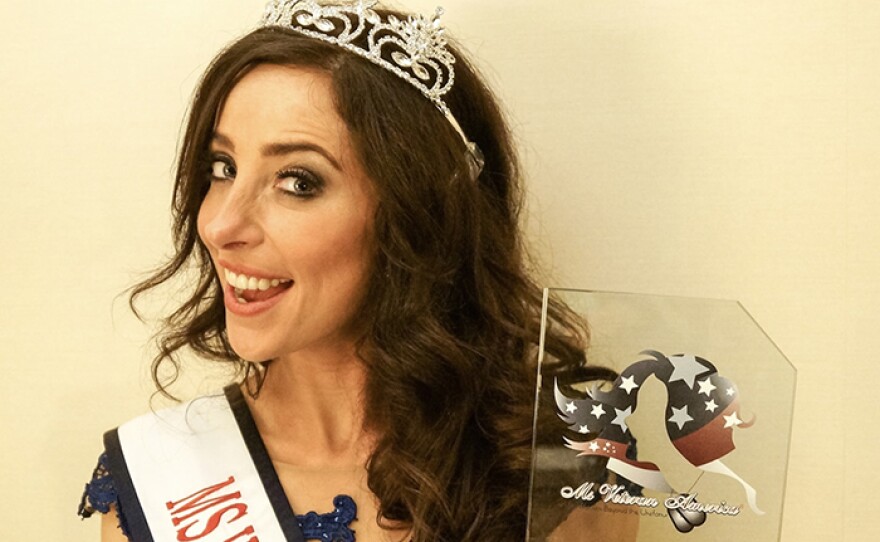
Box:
[261,0,484,177]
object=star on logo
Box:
[590,404,606,419]
[668,405,694,430]
[619,375,640,395]
[565,401,577,413]
[723,412,743,429]
[697,377,716,397]
[668,354,711,389]
[588,441,600,452]
[612,406,632,432]
[705,399,719,413]
[726,387,736,397]
[578,425,590,434]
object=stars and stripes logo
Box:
[554,350,762,532]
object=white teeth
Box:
[223,268,291,291]
[233,287,247,304]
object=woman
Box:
[80,2,597,541]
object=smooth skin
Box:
[102,64,406,541]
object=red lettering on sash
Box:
[165,476,259,541]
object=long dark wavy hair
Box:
[131,15,607,542]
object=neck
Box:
[245,342,375,468]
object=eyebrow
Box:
[211,132,342,171]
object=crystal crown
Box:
[261,0,484,177]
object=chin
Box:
[226,331,279,363]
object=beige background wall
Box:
[1,1,877,540]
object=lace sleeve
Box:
[78,452,132,539]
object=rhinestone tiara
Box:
[260,0,484,177]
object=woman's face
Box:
[197,64,376,362]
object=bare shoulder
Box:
[100,506,130,542]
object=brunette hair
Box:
[132,18,604,542]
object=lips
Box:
[221,265,293,316]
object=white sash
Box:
[111,388,300,542]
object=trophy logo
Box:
[554,350,762,533]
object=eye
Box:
[276,168,323,198]
[209,156,236,181]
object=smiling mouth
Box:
[224,268,293,305]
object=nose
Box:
[199,183,264,251]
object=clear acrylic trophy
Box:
[527,290,795,541]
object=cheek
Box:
[289,212,375,298]
[300,221,372,280]
[341,224,376,311]
[339,210,375,275]
[327,236,374,330]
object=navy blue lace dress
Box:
[79,452,358,542]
